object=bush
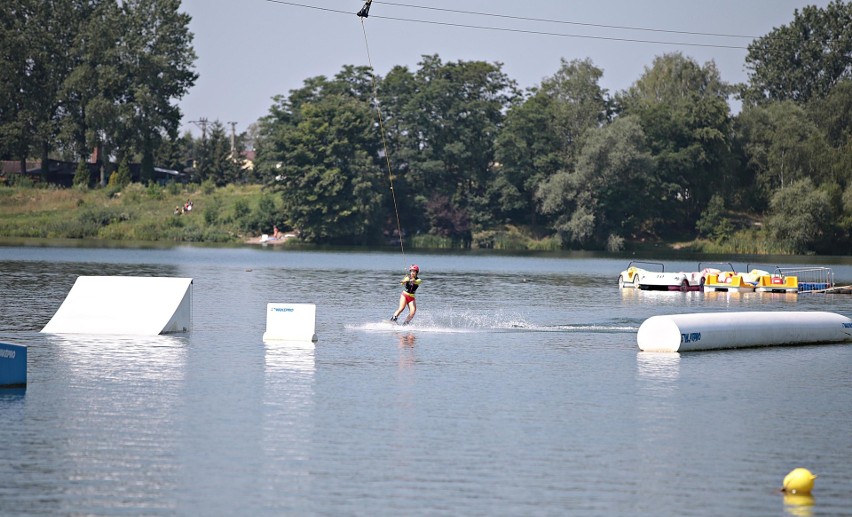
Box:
[203,204,219,225]
[73,160,90,190]
[236,194,280,234]
[8,174,35,188]
[109,159,132,189]
[146,182,164,200]
[766,178,831,254]
[233,199,250,221]
[201,179,216,195]
[121,183,145,203]
[166,181,181,196]
[606,234,625,252]
[77,206,121,227]
[472,227,531,250]
[526,236,561,251]
[411,234,453,248]
[695,194,735,242]
[59,219,102,239]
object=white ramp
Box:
[42,276,192,335]
[263,303,317,343]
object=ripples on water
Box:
[0,246,851,515]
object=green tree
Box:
[108,157,131,188]
[272,59,519,243]
[239,123,262,184]
[743,1,852,105]
[493,58,609,229]
[265,93,385,244]
[807,80,852,147]
[618,53,735,236]
[59,0,122,179]
[537,116,654,247]
[73,159,90,189]
[0,0,31,164]
[766,178,833,253]
[400,56,518,240]
[32,1,83,171]
[838,183,852,251]
[374,65,423,236]
[806,79,852,190]
[196,121,236,186]
[257,76,334,182]
[1,0,196,182]
[539,58,610,161]
[117,0,197,181]
[153,131,190,173]
[695,194,733,241]
[492,92,561,227]
[0,0,81,170]
[736,101,832,210]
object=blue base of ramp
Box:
[0,342,27,388]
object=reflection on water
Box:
[45,333,187,382]
[760,292,800,303]
[264,341,315,374]
[8,333,189,514]
[262,341,315,510]
[635,352,681,433]
[619,287,641,303]
[636,351,681,385]
[397,332,416,370]
[701,290,801,306]
[619,288,708,311]
[634,351,681,486]
[621,288,807,310]
[783,493,815,517]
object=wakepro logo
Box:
[271,307,295,313]
[681,332,702,344]
[0,349,16,359]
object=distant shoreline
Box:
[244,234,296,246]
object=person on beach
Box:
[391,265,422,325]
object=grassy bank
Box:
[0,183,574,250]
[1,182,786,255]
[0,182,281,244]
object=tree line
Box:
[2,1,851,253]
[253,1,851,254]
[0,0,196,183]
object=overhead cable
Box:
[375,1,758,40]
[262,0,749,50]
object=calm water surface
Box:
[1,245,851,516]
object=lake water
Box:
[1,245,851,516]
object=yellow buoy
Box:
[782,468,817,494]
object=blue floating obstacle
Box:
[0,342,27,388]
[638,311,852,352]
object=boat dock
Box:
[808,284,852,294]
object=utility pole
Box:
[190,118,209,141]
[188,118,208,174]
[228,121,238,160]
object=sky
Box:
[177,0,830,137]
